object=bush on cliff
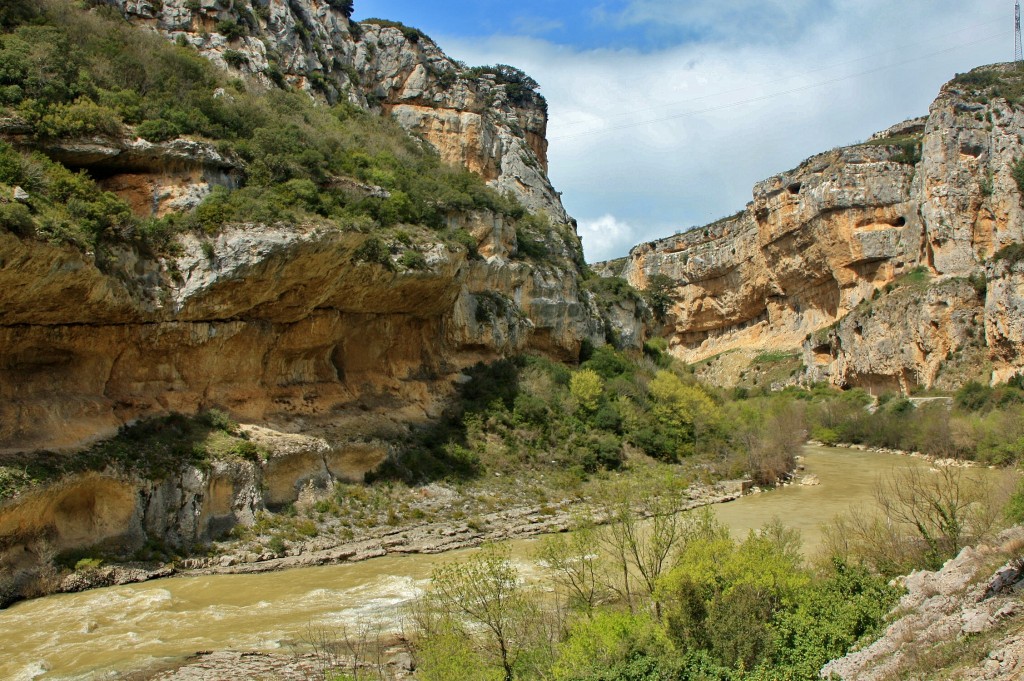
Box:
[0,1,535,252]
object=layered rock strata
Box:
[103,0,567,221]
[0,1,608,600]
[606,64,1024,390]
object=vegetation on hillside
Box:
[951,65,1024,106]
[0,1,546,258]
[860,133,923,165]
[804,378,1024,466]
[0,410,266,503]
[373,346,805,489]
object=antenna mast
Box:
[1017,0,1023,64]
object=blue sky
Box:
[355,1,1009,262]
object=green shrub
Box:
[74,557,103,571]
[0,3,531,252]
[215,19,246,41]
[0,201,33,235]
[360,18,428,44]
[353,236,392,267]
[891,137,922,165]
[222,49,247,69]
[1014,158,1024,204]
[33,99,123,139]
[324,0,354,17]
[994,242,1024,265]
[400,249,427,269]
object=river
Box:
[0,445,999,680]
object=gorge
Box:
[2,1,1024,679]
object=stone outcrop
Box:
[605,64,1024,391]
[822,528,1024,680]
[0,216,602,453]
[0,426,391,606]
[102,0,567,222]
[0,0,611,454]
[0,0,613,603]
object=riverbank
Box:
[0,444,955,680]
[808,440,990,468]
[55,477,742,598]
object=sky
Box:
[354,1,1010,262]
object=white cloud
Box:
[610,0,836,44]
[577,214,640,263]
[437,1,1008,262]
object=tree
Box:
[647,371,722,458]
[876,465,998,569]
[643,274,675,321]
[570,368,604,413]
[424,544,540,681]
[537,519,605,614]
[326,0,355,18]
[595,478,702,616]
[551,610,667,681]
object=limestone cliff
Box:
[0,0,608,601]
[104,0,567,222]
[606,64,1024,391]
[0,0,605,454]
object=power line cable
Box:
[554,18,1004,131]
[551,30,1008,142]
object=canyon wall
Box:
[606,65,1024,391]
[0,0,611,597]
[104,0,567,222]
[1,0,606,455]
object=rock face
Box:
[0,1,608,454]
[102,0,567,222]
[0,0,611,599]
[607,64,1024,391]
[822,528,1024,681]
[0,217,602,453]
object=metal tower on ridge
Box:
[1017,0,1023,64]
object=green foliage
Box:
[891,137,922,165]
[861,133,922,165]
[515,213,552,260]
[375,344,792,484]
[643,274,675,321]
[1005,477,1024,523]
[582,345,635,380]
[753,351,800,364]
[324,0,355,18]
[0,3,528,251]
[994,242,1024,265]
[360,18,429,44]
[352,236,392,267]
[569,369,604,412]
[412,516,898,681]
[1013,158,1024,203]
[766,562,899,677]
[462,64,542,106]
[0,410,265,503]
[222,49,247,69]
[214,19,246,41]
[400,249,427,269]
[952,66,1024,107]
[553,611,667,681]
[423,544,543,681]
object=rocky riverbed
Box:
[58,481,741,596]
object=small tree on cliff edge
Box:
[326,0,354,18]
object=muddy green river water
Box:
[0,445,996,680]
